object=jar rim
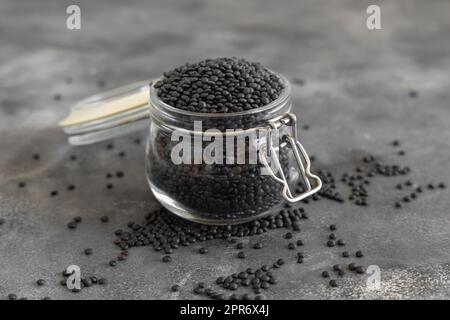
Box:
[149,71,291,118]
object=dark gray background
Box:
[0,0,449,299]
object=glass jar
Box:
[146,74,321,224]
[60,73,322,225]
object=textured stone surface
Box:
[0,0,449,299]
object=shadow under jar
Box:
[146,74,321,225]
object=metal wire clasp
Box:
[259,113,322,203]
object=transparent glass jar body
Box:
[146,76,304,225]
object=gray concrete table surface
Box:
[0,0,449,299]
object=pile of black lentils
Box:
[109,205,370,300]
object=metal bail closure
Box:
[259,113,322,203]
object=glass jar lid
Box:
[59,80,152,145]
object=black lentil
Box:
[171,285,180,292]
[36,279,46,286]
[199,247,208,254]
[84,248,93,255]
[62,269,72,277]
[253,242,263,249]
[321,271,330,278]
[333,264,342,272]
[237,251,246,259]
[355,266,365,274]
[100,215,109,223]
[355,250,364,258]
[236,243,244,249]
[216,277,224,285]
[67,221,77,230]
[8,293,17,300]
[260,282,270,290]
[82,278,93,288]
[329,280,338,287]
[408,90,418,98]
[116,171,124,178]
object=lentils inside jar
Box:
[154,57,284,113]
[147,57,294,223]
